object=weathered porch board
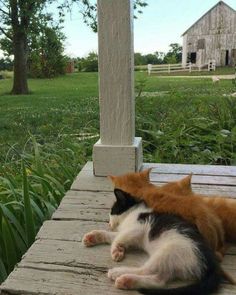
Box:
[71,162,236,197]
[1,162,236,295]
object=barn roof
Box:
[182,1,236,36]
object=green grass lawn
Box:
[0,73,99,159]
[0,72,235,281]
[1,72,236,165]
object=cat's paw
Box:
[115,274,136,290]
[82,230,105,247]
[111,244,125,262]
[108,267,127,281]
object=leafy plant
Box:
[0,136,87,281]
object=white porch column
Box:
[93,0,142,176]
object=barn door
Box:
[221,50,230,66]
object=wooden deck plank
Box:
[19,239,147,271]
[1,240,236,295]
[4,263,236,295]
[1,161,236,295]
[2,259,236,295]
[1,264,135,295]
[36,220,108,242]
[143,163,236,177]
[84,161,236,177]
[52,191,114,221]
[150,173,236,186]
[36,220,236,256]
[71,165,236,197]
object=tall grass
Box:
[136,86,236,165]
[0,136,89,281]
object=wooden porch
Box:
[1,162,236,295]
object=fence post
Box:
[147,64,152,75]
[189,62,192,72]
[168,64,170,73]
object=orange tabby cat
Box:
[163,174,236,243]
[108,169,225,256]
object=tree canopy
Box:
[0,0,148,94]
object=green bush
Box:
[78,52,98,72]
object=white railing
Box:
[135,60,217,75]
[145,63,194,75]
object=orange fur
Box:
[108,169,225,254]
[164,175,236,243]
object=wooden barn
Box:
[182,1,236,67]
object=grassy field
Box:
[0,72,235,280]
[1,72,236,165]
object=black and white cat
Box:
[83,189,222,294]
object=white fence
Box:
[136,61,216,75]
[147,63,197,75]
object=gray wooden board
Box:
[150,173,236,186]
[143,163,236,177]
[71,163,236,197]
[1,239,236,295]
[84,161,236,177]
[1,263,137,295]
[20,239,147,271]
[52,191,114,221]
[36,220,236,256]
[36,220,109,242]
[3,263,236,295]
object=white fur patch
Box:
[144,229,203,280]
[109,203,204,283]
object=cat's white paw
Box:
[108,267,127,281]
[111,244,125,261]
[82,230,105,247]
[115,274,136,289]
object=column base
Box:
[93,137,143,176]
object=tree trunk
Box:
[11,32,29,95]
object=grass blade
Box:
[0,204,27,246]
[1,215,18,274]
[22,161,36,247]
[0,257,7,282]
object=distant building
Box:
[182,1,236,67]
[66,60,75,73]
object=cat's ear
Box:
[114,189,128,205]
[140,168,152,181]
[179,174,192,189]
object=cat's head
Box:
[108,168,152,197]
[160,174,193,196]
[109,189,141,230]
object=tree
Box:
[29,25,66,78]
[0,1,50,94]
[0,0,147,95]
[164,43,182,64]
[78,52,98,72]
[0,57,13,71]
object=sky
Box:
[62,0,236,57]
[1,0,236,58]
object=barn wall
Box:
[182,3,236,66]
